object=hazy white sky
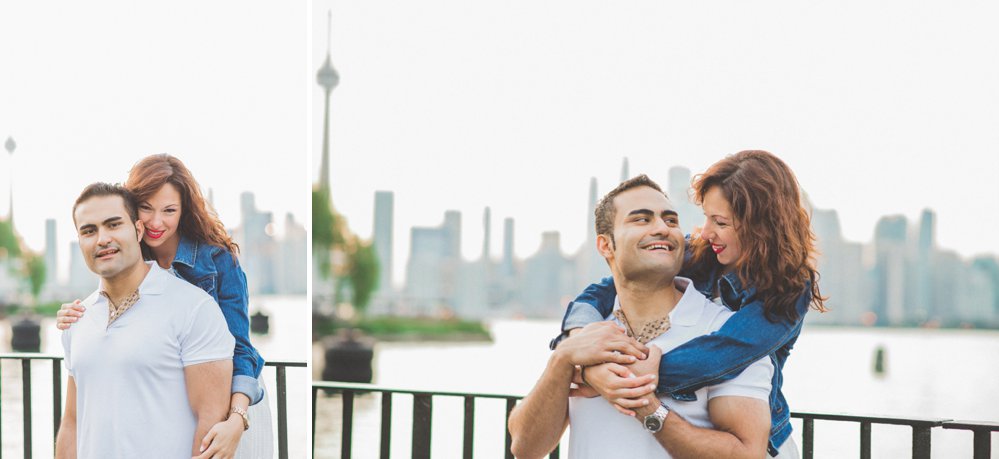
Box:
[315,0,999,286]
[1,2,309,279]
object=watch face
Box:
[644,416,662,432]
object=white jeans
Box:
[235,390,275,459]
[773,437,800,459]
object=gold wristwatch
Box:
[230,406,250,431]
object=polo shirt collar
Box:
[669,276,707,327]
[138,261,170,295]
[611,276,705,327]
[89,261,166,307]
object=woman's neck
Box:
[150,235,182,269]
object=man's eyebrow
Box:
[78,223,96,232]
[102,216,124,225]
[626,209,677,217]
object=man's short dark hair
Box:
[72,182,139,224]
[594,174,667,246]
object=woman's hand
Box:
[194,415,244,459]
[55,300,85,330]
[581,345,663,416]
[556,322,649,367]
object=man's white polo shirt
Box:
[568,277,773,459]
[61,262,235,458]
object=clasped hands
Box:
[558,322,663,417]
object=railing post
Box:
[860,421,871,459]
[22,359,32,459]
[412,393,433,458]
[972,429,990,459]
[52,360,62,447]
[802,417,814,459]
[276,364,289,459]
[463,396,475,459]
[380,392,392,459]
[912,426,931,459]
[311,386,318,456]
[341,390,354,459]
[505,398,516,459]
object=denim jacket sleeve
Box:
[212,249,267,405]
[658,286,811,399]
[549,277,618,349]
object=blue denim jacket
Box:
[169,234,266,405]
[557,269,811,457]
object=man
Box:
[55,183,235,458]
[509,175,772,459]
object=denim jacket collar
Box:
[172,234,200,269]
[709,269,758,310]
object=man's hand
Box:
[557,322,648,367]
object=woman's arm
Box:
[557,276,617,336]
[212,249,266,405]
[657,287,811,397]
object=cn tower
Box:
[316,11,339,197]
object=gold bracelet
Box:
[230,406,249,431]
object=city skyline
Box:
[364,171,998,327]
[316,0,999,268]
[345,167,999,291]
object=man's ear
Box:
[134,219,144,242]
[596,233,614,260]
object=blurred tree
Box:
[26,254,46,302]
[348,242,379,312]
[0,219,21,258]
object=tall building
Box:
[404,211,462,315]
[373,191,394,292]
[667,166,700,235]
[277,213,308,294]
[872,216,908,325]
[44,219,57,285]
[574,177,609,295]
[810,206,865,325]
[239,192,277,294]
[522,231,573,317]
[909,209,936,321]
[68,240,97,297]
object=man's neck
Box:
[102,261,151,300]
[614,274,682,325]
[149,236,181,270]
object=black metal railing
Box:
[0,354,306,459]
[314,381,999,459]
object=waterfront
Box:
[0,294,309,458]
[314,320,999,458]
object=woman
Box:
[559,150,825,458]
[57,154,272,459]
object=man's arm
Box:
[55,377,78,459]
[629,354,772,459]
[634,394,770,459]
[185,360,233,456]
[507,350,573,459]
[509,322,648,458]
